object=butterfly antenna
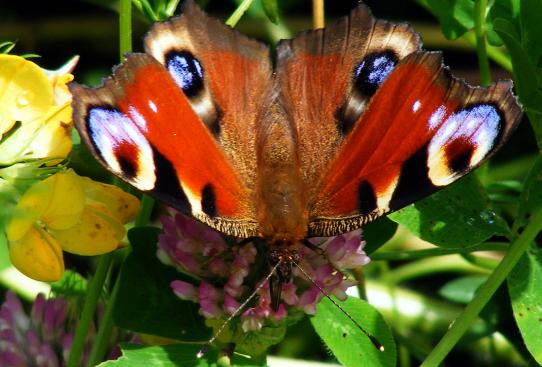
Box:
[197,260,282,358]
[290,258,384,352]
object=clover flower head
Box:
[0,291,127,367]
[158,211,370,354]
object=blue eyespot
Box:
[353,51,398,96]
[165,50,204,97]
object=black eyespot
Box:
[151,147,192,214]
[165,50,204,97]
[389,143,437,211]
[353,51,398,96]
[358,180,377,215]
[117,154,137,179]
[201,183,217,218]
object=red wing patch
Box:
[311,51,521,225]
[71,54,255,235]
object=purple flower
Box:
[159,211,370,353]
[0,291,130,367]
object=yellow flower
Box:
[6,169,140,282]
[0,54,78,166]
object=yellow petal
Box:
[41,170,85,230]
[24,103,73,165]
[81,177,140,223]
[52,206,125,256]
[43,55,78,106]
[6,175,55,242]
[9,224,64,282]
[0,55,54,138]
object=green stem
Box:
[371,242,508,261]
[461,253,500,270]
[226,0,255,28]
[420,207,542,367]
[71,3,134,366]
[67,253,115,367]
[135,194,155,227]
[474,0,491,85]
[85,275,121,367]
[351,267,367,300]
[120,0,132,59]
[387,255,490,284]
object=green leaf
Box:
[363,217,398,255]
[0,41,16,54]
[520,0,542,70]
[494,18,542,114]
[99,343,265,367]
[0,230,9,271]
[311,297,395,367]
[50,270,88,297]
[508,245,542,364]
[516,155,542,228]
[439,275,488,304]
[114,227,210,341]
[389,175,508,248]
[486,0,521,46]
[261,0,279,24]
[417,0,475,40]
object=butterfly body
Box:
[71,0,522,308]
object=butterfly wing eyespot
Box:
[276,3,422,210]
[307,51,521,237]
[71,53,260,238]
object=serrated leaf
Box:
[261,0,279,24]
[439,275,488,304]
[508,246,542,364]
[389,175,508,248]
[114,227,210,341]
[311,297,395,367]
[99,343,265,367]
[362,217,397,255]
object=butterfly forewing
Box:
[71,54,259,238]
[276,3,421,205]
[307,51,521,236]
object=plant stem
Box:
[371,242,508,261]
[420,207,542,367]
[71,3,134,366]
[135,194,155,227]
[120,0,132,59]
[312,0,324,29]
[226,0,254,28]
[386,255,491,284]
[85,276,121,367]
[67,253,115,367]
[474,0,491,85]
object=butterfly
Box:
[71,0,522,308]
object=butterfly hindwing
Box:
[306,51,521,236]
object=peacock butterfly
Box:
[70,0,522,308]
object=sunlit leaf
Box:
[508,245,542,364]
[389,175,508,248]
[311,297,395,367]
[99,343,265,367]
